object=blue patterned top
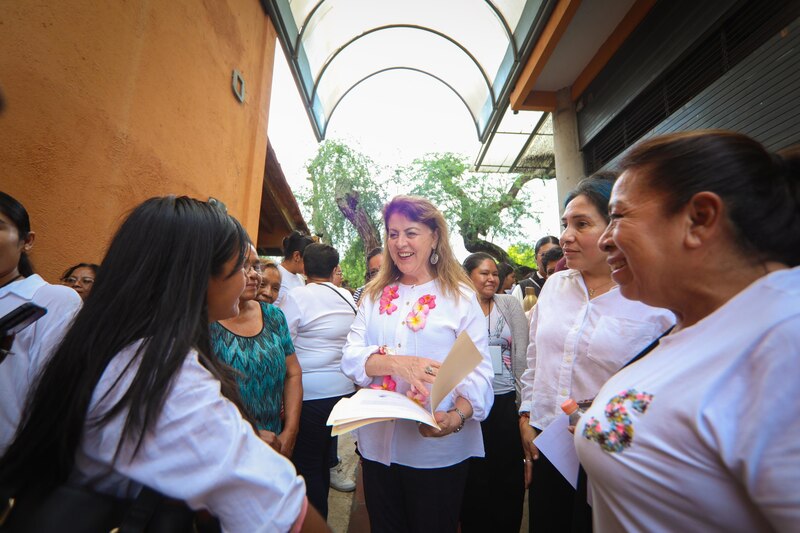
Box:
[210,302,294,433]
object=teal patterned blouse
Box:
[210,302,294,433]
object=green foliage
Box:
[303,140,383,244]
[301,140,385,285]
[340,240,366,289]
[400,153,539,243]
[507,243,538,269]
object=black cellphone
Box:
[0,302,48,337]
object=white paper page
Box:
[429,331,483,412]
[327,331,483,435]
[534,414,579,489]
[330,417,395,436]
[326,388,436,427]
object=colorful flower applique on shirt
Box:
[370,375,397,392]
[369,345,397,392]
[406,294,436,332]
[379,285,399,315]
[582,389,654,453]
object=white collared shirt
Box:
[0,275,81,452]
[281,282,357,400]
[575,267,800,532]
[275,264,305,308]
[72,341,306,533]
[341,280,494,468]
[519,269,674,430]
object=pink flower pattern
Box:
[369,375,397,392]
[376,290,438,400]
[405,294,436,332]
[379,285,400,315]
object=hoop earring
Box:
[429,249,439,265]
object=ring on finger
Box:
[424,365,435,376]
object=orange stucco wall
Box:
[0,1,276,282]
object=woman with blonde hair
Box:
[342,195,493,533]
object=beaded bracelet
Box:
[449,407,467,433]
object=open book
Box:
[326,331,483,436]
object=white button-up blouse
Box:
[520,269,674,431]
[341,279,493,468]
[0,274,81,453]
[72,341,306,532]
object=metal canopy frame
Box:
[262,0,551,143]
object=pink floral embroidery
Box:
[370,375,397,392]
[379,285,400,315]
[379,299,398,315]
[406,386,427,407]
[405,294,436,332]
[418,294,436,309]
[406,311,427,332]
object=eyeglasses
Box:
[245,263,264,274]
[64,276,94,285]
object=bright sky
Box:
[267,47,561,261]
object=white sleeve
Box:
[519,303,539,414]
[712,318,800,530]
[510,284,523,305]
[452,292,494,422]
[274,283,288,308]
[341,297,380,388]
[280,291,302,342]
[98,356,306,533]
[27,286,82,381]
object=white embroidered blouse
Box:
[341,279,493,468]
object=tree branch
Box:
[492,169,548,212]
[335,190,382,252]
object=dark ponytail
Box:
[0,191,34,276]
[282,230,314,260]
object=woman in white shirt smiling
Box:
[518,176,674,532]
[281,242,357,519]
[0,196,325,532]
[576,131,800,532]
[341,195,493,533]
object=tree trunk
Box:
[336,190,382,252]
[460,226,519,269]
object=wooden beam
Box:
[520,90,558,111]
[570,0,656,101]
[510,0,582,110]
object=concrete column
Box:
[552,87,584,214]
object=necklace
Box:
[587,279,616,298]
[481,298,493,336]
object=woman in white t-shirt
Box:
[0,192,82,453]
[576,131,800,532]
[281,242,357,519]
[275,230,313,307]
[0,197,326,532]
[518,176,674,533]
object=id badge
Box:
[489,345,503,374]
